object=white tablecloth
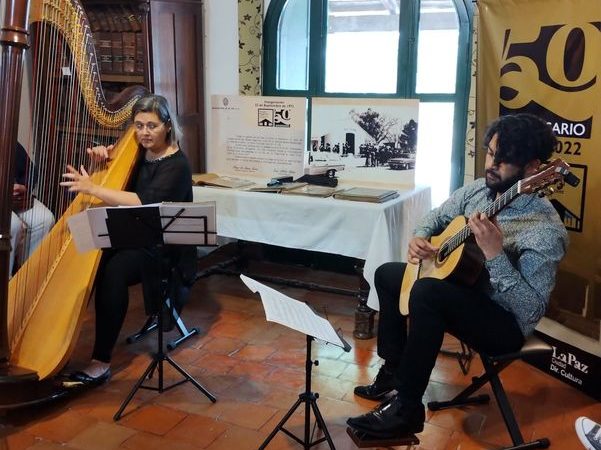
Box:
[193,185,431,310]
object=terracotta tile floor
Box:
[1,257,600,450]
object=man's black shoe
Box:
[346,395,425,439]
[354,365,396,400]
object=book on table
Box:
[333,187,399,203]
[192,173,256,189]
[282,184,340,198]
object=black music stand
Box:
[240,275,351,450]
[93,203,217,421]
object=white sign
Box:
[210,95,307,179]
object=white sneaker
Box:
[575,416,601,450]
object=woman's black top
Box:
[131,150,193,204]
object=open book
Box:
[333,187,399,203]
[192,173,256,189]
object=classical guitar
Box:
[398,159,573,316]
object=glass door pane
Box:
[415,0,459,94]
[325,0,401,93]
[415,102,454,206]
[277,0,310,90]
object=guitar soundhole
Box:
[437,245,449,263]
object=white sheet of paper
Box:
[67,207,110,252]
[161,202,217,246]
[66,210,95,253]
[240,274,347,349]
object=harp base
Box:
[0,365,72,410]
[0,363,38,383]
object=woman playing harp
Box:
[60,94,194,386]
[0,0,147,404]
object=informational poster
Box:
[310,98,419,186]
[210,95,307,179]
[478,0,601,399]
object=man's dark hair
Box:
[483,113,557,167]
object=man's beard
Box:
[485,168,525,196]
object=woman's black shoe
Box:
[69,368,111,387]
[354,365,396,400]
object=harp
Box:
[0,0,147,405]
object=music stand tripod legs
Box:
[113,284,216,421]
[259,335,335,450]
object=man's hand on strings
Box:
[407,236,438,264]
[468,212,503,260]
[86,144,114,162]
[60,165,96,195]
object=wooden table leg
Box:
[353,263,375,340]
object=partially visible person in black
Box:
[60,94,195,385]
[10,142,55,275]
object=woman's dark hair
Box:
[131,94,181,146]
[483,113,557,167]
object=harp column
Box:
[0,0,30,361]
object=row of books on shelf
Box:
[192,174,400,203]
[86,6,145,75]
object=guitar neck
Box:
[440,182,521,259]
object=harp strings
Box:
[8,0,126,349]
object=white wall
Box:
[203,0,239,159]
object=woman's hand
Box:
[407,236,438,264]
[86,144,114,162]
[60,165,96,195]
[468,212,503,260]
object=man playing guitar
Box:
[347,113,569,439]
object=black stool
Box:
[127,248,200,350]
[428,335,553,450]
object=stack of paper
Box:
[333,187,399,203]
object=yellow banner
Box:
[477,0,601,357]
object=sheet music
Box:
[240,274,349,350]
[67,202,217,252]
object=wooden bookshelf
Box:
[101,74,145,83]
[79,0,206,174]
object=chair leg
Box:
[166,307,199,350]
[126,302,199,350]
[126,315,158,344]
[440,339,474,375]
[429,357,550,450]
[486,361,524,445]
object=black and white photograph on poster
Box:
[309,98,419,185]
[210,95,307,179]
